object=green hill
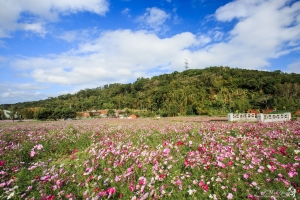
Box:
[2,66,300,119]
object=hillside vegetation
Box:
[1,66,300,119]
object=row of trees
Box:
[2,66,300,119]
[0,107,76,121]
[34,108,76,120]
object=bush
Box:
[34,108,53,120]
[52,108,77,120]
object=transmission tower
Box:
[184,59,189,70]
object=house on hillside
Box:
[127,114,138,119]
[248,109,275,115]
[98,110,108,118]
[4,110,10,118]
[3,110,19,119]
[76,112,91,118]
[77,109,128,118]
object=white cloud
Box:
[0,82,49,104]
[0,0,109,38]
[287,60,300,73]
[57,31,78,43]
[137,7,170,32]
[20,23,47,37]
[212,31,224,41]
[209,0,300,68]
[121,8,131,18]
[12,30,204,85]
[56,28,99,42]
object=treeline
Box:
[1,66,300,119]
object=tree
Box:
[186,105,194,115]
[9,105,18,122]
[34,108,53,120]
[107,109,115,118]
[52,108,76,120]
[0,108,5,120]
[20,108,34,119]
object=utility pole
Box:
[184,59,189,70]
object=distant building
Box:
[77,109,127,118]
[3,110,10,118]
[128,114,138,119]
[3,110,18,119]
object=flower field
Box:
[0,118,300,199]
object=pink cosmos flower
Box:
[267,164,277,172]
[30,150,35,157]
[139,177,146,185]
[199,181,205,187]
[56,180,61,186]
[288,171,298,178]
[227,193,233,199]
[107,187,116,198]
[115,176,121,182]
[26,185,32,192]
[99,191,107,196]
[163,148,170,156]
[129,182,134,192]
[65,193,73,198]
[176,179,182,186]
[177,141,184,146]
[141,192,149,200]
[184,159,189,166]
[217,161,226,168]
[141,185,145,193]
[127,166,133,173]
[0,160,5,166]
[251,182,257,187]
[243,174,249,179]
[203,184,209,192]
[35,144,43,150]
[40,175,51,182]
[28,165,37,170]
[282,179,290,187]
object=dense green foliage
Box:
[34,108,53,120]
[32,108,77,120]
[2,66,300,118]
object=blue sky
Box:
[0,0,300,104]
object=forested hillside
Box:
[1,66,300,119]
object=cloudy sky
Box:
[0,0,300,104]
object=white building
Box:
[3,110,19,119]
